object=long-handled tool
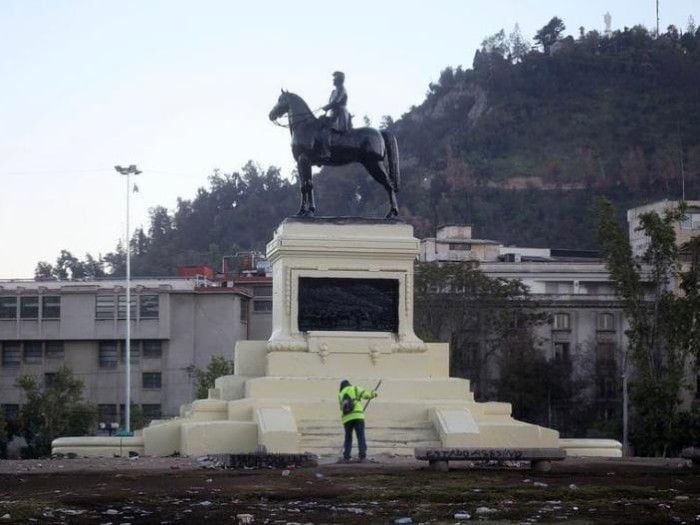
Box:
[363,379,383,411]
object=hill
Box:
[35,19,700,277]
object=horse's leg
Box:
[295,158,308,216]
[363,160,398,219]
[298,155,315,217]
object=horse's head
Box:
[269,89,291,121]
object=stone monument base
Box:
[52,219,621,458]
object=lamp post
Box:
[114,164,141,434]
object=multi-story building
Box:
[420,224,628,421]
[0,277,251,426]
[627,199,700,258]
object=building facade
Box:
[419,225,628,422]
[627,199,700,258]
[0,278,251,426]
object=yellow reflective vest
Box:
[338,385,376,424]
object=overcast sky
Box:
[1,0,697,278]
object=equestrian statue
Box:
[268,72,400,219]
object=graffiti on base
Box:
[425,449,525,461]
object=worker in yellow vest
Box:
[338,379,378,462]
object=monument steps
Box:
[297,420,441,456]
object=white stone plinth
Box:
[266,217,425,355]
[53,218,615,458]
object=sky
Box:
[1,0,698,278]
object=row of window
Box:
[0,296,60,320]
[98,340,163,368]
[98,403,162,423]
[96,295,159,320]
[0,294,161,321]
[553,341,617,364]
[552,312,616,331]
[0,340,162,368]
[1,341,65,366]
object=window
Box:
[1,404,19,421]
[680,213,700,231]
[597,313,615,331]
[117,295,136,320]
[142,404,162,421]
[45,341,64,359]
[553,342,570,361]
[1,342,21,367]
[142,340,162,359]
[44,373,57,388]
[240,298,249,323]
[599,377,618,399]
[449,243,471,251]
[142,372,161,389]
[0,297,17,319]
[98,404,118,424]
[20,297,39,319]
[139,295,159,319]
[42,296,61,319]
[253,300,272,312]
[119,341,140,364]
[253,286,272,297]
[596,342,616,365]
[23,342,43,364]
[96,295,115,320]
[98,341,118,368]
[553,313,570,330]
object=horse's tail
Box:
[381,131,400,193]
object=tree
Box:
[535,16,566,54]
[34,261,55,280]
[17,366,97,458]
[129,403,146,430]
[508,23,531,63]
[194,356,235,399]
[414,262,546,399]
[597,198,700,456]
[480,29,508,58]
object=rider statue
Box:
[318,71,352,160]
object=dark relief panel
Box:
[298,277,399,333]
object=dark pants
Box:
[343,419,367,460]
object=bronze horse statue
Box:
[269,90,400,218]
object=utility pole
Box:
[656,0,660,37]
[114,164,142,434]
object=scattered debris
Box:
[394,518,413,524]
[454,511,471,519]
[533,481,549,487]
[475,506,497,514]
[282,470,291,477]
[236,514,255,524]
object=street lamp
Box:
[114,164,141,435]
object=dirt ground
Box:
[0,456,698,524]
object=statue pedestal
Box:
[266,217,425,357]
[56,217,603,458]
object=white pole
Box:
[125,170,131,434]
